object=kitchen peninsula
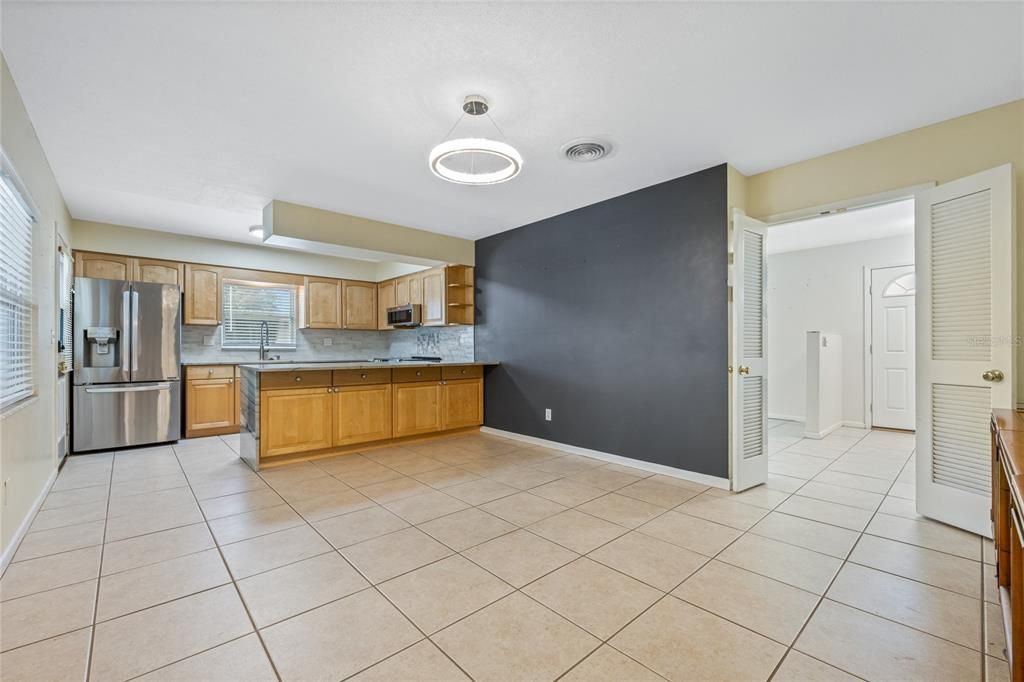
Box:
[238,361,495,470]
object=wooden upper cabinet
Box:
[377,280,396,330]
[409,272,423,306]
[421,268,446,326]
[343,280,377,330]
[304,277,342,329]
[445,265,475,326]
[442,378,483,429]
[134,258,184,286]
[74,252,132,281]
[395,277,411,307]
[184,264,222,326]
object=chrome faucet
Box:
[258,321,279,362]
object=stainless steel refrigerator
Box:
[72,277,182,452]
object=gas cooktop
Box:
[371,356,443,363]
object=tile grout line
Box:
[83,452,116,682]
[169,445,285,682]
[766,436,926,680]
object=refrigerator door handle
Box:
[84,382,173,394]
[122,290,132,375]
[131,290,140,372]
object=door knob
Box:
[738,366,751,375]
[983,369,1005,383]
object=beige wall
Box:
[71,219,382,281]
[0,54,74,559]
[744,98,1023,405]
[265,200,475,266]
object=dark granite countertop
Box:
[238,360,496,372]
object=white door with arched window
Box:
[871,266,916,430]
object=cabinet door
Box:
[343,280,377,330]
[184,264,221,325]
[395,277,410,306]
[409,272,423,306]
[74,252,132,281]
[442,378,483,429]
[134,258,184,286]
[421,268,446,326]
[260,388,333,457]
[304,277,342,329]
[186,378,235,436]
[393,381,443,437]
[334,384,392,446]
[377,280,396,330]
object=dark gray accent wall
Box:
[474,164,728,478]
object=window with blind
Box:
[222,280,298,349]
[0,170,35,410]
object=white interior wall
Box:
[767,233,914,426]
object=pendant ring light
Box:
[429,95,522,185]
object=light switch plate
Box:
[545,408,552,421]
[323,338,333,346]
[202,336,215,346]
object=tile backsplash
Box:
[181,325,474,364]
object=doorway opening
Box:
[763,198,916,439]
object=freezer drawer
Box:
[73,381,181,452]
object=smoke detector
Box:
[562,139,611,162]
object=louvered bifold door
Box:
[731,211,769,491]
[916,164,1015,537]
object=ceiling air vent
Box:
[562,139,610,162]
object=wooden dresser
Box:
[993,409,1024,678]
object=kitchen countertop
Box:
[238,360,496,372]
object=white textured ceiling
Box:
[3,2,1021,244]
[766,199,915,255]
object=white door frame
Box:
[862,263,915,429]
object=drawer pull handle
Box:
[460,369,466,374]
[295,376,302,382]
[361,373,367,379]
[416,371,422,376]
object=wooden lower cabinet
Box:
[393,381,444,437]
[260,387,334,458]
[333,384,392,446]
[186,377,236,437]
[442,378,483,429]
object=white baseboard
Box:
[480,427,730,490]
[842,420,867,429]
[803,422,842,440]
[0,465,59,574]
[768,414,804,423]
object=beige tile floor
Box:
[0,422,1002,681]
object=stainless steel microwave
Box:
[387,304,421,327]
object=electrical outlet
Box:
[545,408,552,421]
[322,338,333,346]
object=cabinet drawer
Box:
[392,366,441,383]
[442,365,482,380]
[333,368,392,386]
[186,365,235,380]
[260,370,332,390]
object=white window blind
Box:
[222,280,298,349]
[0,171,35,410]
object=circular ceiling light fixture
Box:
[248,224,264,240]
[429,95,522,186]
